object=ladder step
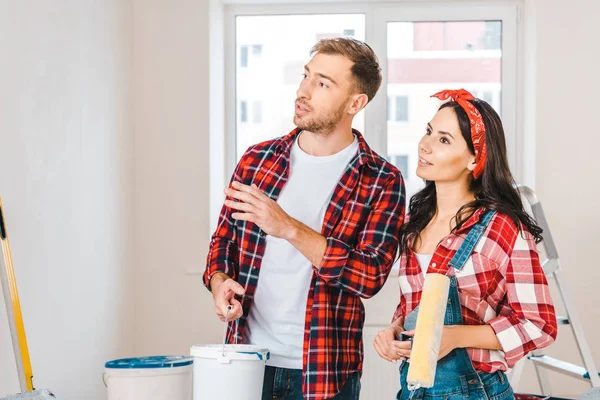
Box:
[528,355,600,381]
[556,316,569,325]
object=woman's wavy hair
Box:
[398,99,543,254]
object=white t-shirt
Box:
[414,253,433,276]
[245,133,359,369]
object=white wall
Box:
[0,0,134,398]
[524,0,600,396]
[132,0,221,357]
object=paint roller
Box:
[406,273,450,390]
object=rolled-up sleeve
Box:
[488,230,558,367]
[317,172,405,299]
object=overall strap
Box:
[448,210,496,272]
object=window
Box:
[482,91,494,104]
[240,101,247,123]
[390,155,409,177]
[240,45,248,68]
[387,96,409,122]
[240,44,263,68]
[474,90,500,114]
[482,21,502,50]
[395,96,408,122]
[411,21,502,52]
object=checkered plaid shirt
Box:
[393,208,558,372]
[204,128,405,399]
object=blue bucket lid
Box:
[105,356,193,369]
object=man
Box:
[204,37,405,400]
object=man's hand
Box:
[210,273,245,321]
[224,181,297,240]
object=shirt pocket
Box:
[455,252,500,300]
[335,200,372,242]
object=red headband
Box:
[431,89,487,179]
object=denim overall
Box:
[397,211,514,400]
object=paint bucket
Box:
[104,356,193,400]
[190,344,269,400]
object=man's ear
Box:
[348,93,369,115]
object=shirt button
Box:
[252,266,257,270]
[431,263,436,267]
[447,239,452,244]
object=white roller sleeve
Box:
[407,273,451,390]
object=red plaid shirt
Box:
[393,209,558,372]
[204,128,405,399]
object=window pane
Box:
[482,21,502,50]
[395,96,408,122]
[240,45,248,68]
[236,15,366,161]
[240,101,247,123]
[391,155,409,178]
[387,21,502,200]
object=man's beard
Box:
[293,101,347,135]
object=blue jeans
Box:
[262,366,361,399]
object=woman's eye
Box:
[301,73,308,79]
[440,137,450,144]
[425,129,432,136]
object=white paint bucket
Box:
[104,356,193,400]
[190,344,270,400]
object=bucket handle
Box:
[102,372,108,387]
[217,355,231,364]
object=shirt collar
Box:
[275,127,378,170]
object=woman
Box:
[374,89,557,399]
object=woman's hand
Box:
[374,323,404,363]
[391,329,414,362]
[388,326,462,362]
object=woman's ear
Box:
[466,156,477,172]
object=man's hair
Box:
[310,37,382,103]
